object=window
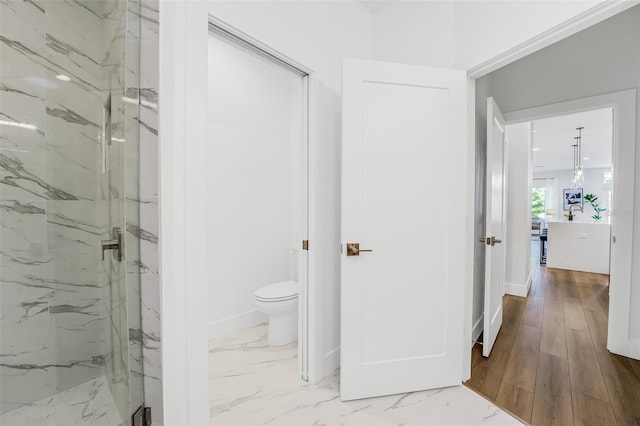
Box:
[532,187,546,218]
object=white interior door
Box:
[482,97,507,357]
[341,59,468,401]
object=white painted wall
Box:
[534,168,613,222]
[206,33,304,339]
[505,122,532,297]
[454,0,603,70]
[372,1,455,67]
[209,1,373,93]
[368,0,606,71]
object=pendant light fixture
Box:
[574,127,585,187]
[571,142,579,188]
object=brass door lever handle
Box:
[346,242,373,256]
[480,236,502,246]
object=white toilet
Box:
[254,281,299,346]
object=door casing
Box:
[207,17,313,381]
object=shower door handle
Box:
[101,227,123,262]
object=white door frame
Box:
[159,3,319,424]
[207,16,312,382]
[503,89,637,359]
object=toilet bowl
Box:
[254,281,299,346]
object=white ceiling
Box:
[531,108,613,172]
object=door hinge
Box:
[144,407,152,426]
[302,240,309,250]
[132,406,152,426]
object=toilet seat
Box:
[255,281,298,302]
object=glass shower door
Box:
[0,0,144,424]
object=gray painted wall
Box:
[474,5,640,338]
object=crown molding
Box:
[467,0,640,79]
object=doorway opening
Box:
[205,20,311,409]
[466,94,640,424]
[529,108,614,267]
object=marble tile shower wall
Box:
[0,0,139,420]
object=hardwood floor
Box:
[465,241,640,425]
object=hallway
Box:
[465,243,640,424]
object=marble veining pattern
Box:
[141,273,162,425]
[138,0,163,423]
[209,324,522,426]
[0,0,143,420]
[0,153,79,201]
[0,375,123,426]
[1,0,160,420]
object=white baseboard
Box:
[505,271,532,297]
[471,315,484,344]
[310,347,340,384]
[609,337,640,361]
[208,309,267,340]
[628,338,640,360]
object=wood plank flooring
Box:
[465,241,640,425]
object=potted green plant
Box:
[584,193,606,221]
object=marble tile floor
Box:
[0,376,123,426]
[209,324,522,426]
